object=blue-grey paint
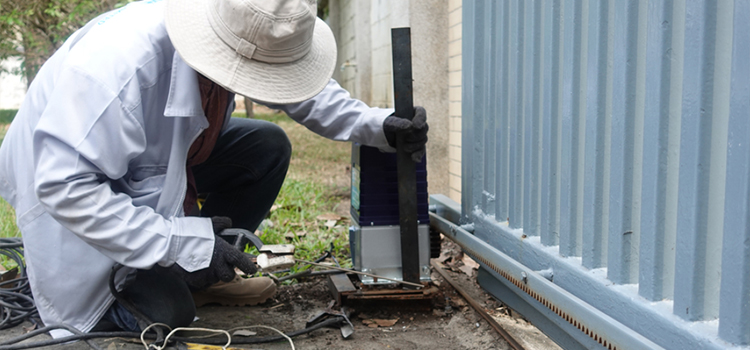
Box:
[461,0,750,347]
[719,0,750,344]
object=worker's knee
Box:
[256,121,292,166]
[120,268,196,330]
[224,118,291,172]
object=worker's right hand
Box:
[383,106,429,162]
[167,217,257,290]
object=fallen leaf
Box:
[324,220,336,229]
[284,231,307,239]
[270,204,280,212]
[0,267,18,288]
[23,324,37,333]
[316,213,341,221]
[459,265,475,276]
[462,255,480,270]
[106,343,117,350]
[232,330,257,337]
[432,309,446,317]
[452,298,467,307]
[374,319,399,327]
[437,250,451,263]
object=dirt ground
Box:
[1,239,560,350]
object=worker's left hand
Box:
[383,106,429,162]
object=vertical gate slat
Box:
[639,0,680,299]
[674,0,730,321]
[483,1,496,218]
[509,0,525,229]
[719,1,750,343]
[541,0,563,247]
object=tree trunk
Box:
[244,96,254,118]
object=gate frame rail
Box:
[430,194,738,350]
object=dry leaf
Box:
[459,265,475,276]
[23,323,37,333]
[452,298,467,307]
[374,319,399,327]
[362,319,399,327]
[232,330,257,337]
[285,231,307,239]
[324,220,337,229]
[106,343,118,350]
[270,204,280,212]
[437,251,451,263]
[0,267,18,287]
[316,213,341,221]
[462,255,480,270]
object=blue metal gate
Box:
[430,1,750,349]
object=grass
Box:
[0,110,17,125]
[0,110,19,243]
[247,111,353,283]
[0,110,16,146]
[0,110,354,281]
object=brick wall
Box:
[448,0,462,203]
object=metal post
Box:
[391,27,420,285]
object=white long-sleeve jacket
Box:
[0,0,393,337]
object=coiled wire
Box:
[0,237,39,330]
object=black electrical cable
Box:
[0,316,347,350]
[0,239,350,349]
[0,238,39,331]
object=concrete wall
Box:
[328,0,457,202]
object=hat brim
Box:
[165,0,337,105]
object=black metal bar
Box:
[391,27,420,285]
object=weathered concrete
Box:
[327,0,451,197]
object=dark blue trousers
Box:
[93,117,291,332]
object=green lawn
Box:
[0,110,17,239]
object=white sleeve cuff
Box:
[170,216,215,272]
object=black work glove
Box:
[167,217,257,290]
[383,106,429,162]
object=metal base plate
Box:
[349,224,432,285]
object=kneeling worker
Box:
[0,0,427,337]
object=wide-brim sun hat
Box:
[165,0,337,105]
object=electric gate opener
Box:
[331,28,440,304]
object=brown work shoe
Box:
[192,276,276,307]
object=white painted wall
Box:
[0,58,26,110]
[447,0,462,203]
[328,0,459,202]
